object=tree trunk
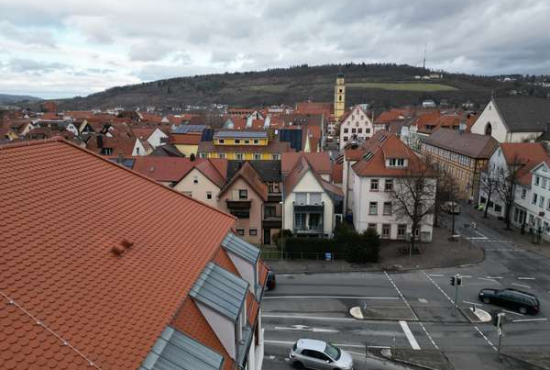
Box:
[483,192,491,218]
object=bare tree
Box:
[388,170,437,254]
[496,156,522,230]
[480,169,500,219]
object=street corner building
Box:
[0,138,269,370]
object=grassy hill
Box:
[0,93,41,105]
[45,63,545,111]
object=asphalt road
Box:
[262,211,550,370]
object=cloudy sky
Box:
[1,0,549,99]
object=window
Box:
[235,139,241,144]
[239,189,248,199]
[310,193,322,205]
[253,139,259,144]
[272,154,280,160]
[296,193,307,205]
[254,153,261,160]
[385,179,393,191]
[265,206,276,217]
[219,153,226,159]
[351,128,356,134]
[244,140,250,144]
[295,213,306,229]
[543,178,548,189]
[309,214,322,230]
[343,137,348,142]
[540,196,545,208]
[236,228,245,236]
[533,193,538,205]
[382,224,391,238]
[219,139,225,144]
[547,199,550,211]
[535,176,540,186]
[529,214,534,224]
[358,128,363,134]
[343,128,349,134]
[366,128,371,134]
[236,153,243,160]
[199,153,206,158]
[397,159,404,166]
[370,179,379,191]
[206,192,212,200]
[521,189,527,199]
[383,202,392,215]
[193,176,198,184]
[494,204,502,213]
[397,224,407,238]
[249,229,257,236]
[369,202,378,215]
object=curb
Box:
[379,349,446,370]
[500,353,550,370]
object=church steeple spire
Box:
[334,70,345,120]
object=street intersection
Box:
[262,212,550,369]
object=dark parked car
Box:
[479,288,540,315]
[266,270,276,290]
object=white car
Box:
[289,339,354,370]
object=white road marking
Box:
[474,326,497,351]
[512,318,548,323]
[517,277,536,280]
[511,283,531,289]
[466,237,488,240]
[502,310,524,317]
[479,277,497,282]
[463,301,483,306]
[423,271,455,304]
[474,230,487,238]
[418,298,428,303]
[461,275,473,278]
[487,276,503,279]
[399,321,421,350]
[274,326,339,333]
[428,274,444,277]
[418,322,439,350]
[263,295,399,300]
[262,313,357,322]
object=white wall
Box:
[147,128,168,148]
[132,139,148,156]
[196,301,236,359]
[173,168,221,208]
[227,251,257,297]
[283,170,335,236]
[478,147,508,216]
[339,106,374,150]
[353,172,435,241]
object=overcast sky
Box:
[1,0,549,99]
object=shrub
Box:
[273,229,293,249]
[346,228,381,264]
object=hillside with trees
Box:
[38,63,550,111]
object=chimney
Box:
[97,135,104,149]
[117,152,124,164]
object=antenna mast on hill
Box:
[423,43,427,70]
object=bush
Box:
[283,237,347,259]
[273,229,293,249]
[346,228,381,264]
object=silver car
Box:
[289,339,354,370]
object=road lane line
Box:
[486,276,503,279]
[517,277,536,280]
[512,318,548,323]
[263,296,399,300]
[262,313,357,322]
[423,271,454,304]
[418,322,439,350]
[463,301,483,306]
[461,275,473,278]
[428,274,444,277]
[474,326,497,351]
[479,277,497,282]
[399,321,421,350]
[384,271,418,320]
[474,230,487,238]
[511,283,531,289]
[502,310,523,317]
[273,326,340,333]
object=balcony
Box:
[262,216,282,229]
[294,225,324,235]
[226,199,252,210]
[267,192,282,202]
[293,201,324,213]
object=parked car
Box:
[443,201,461,214]
[289,339,354,370]
[479,288,540,315]
[266,270,276,290]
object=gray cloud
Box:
[1,0,549,98]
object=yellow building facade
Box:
[198,130,283,161]
[334,72,346,120]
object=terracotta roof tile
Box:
[220,162,268,201]
[170,133,202,145]
[0,138,236,370]
[131,157,199,182]
[500,142,549,166]
[281,152,331,176]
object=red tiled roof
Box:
[352,132,430,177]
[131,157,198,182]
[332,161,343,184]
[0,138,236,370]
[282,152,331,176]
[132,127,156,140]
[295,102,332,116]
[138,112,164,123]
[170,133,202,145]
[375,109,411,124]
[195,159,227,188]
[500,143,549,166]
[284,155,343,198]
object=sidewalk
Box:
[462,205,550,259]
[264,226,484,274]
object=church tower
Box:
[334,71,345,120]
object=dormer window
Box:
[389,158,405,167]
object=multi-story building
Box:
[198,130,292,161]
[339,105,374,150]
[422,128,498,200]
[0,138,268,370]
[282,155,344,237]
[352,132,436,241]
[333,71,346,121]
